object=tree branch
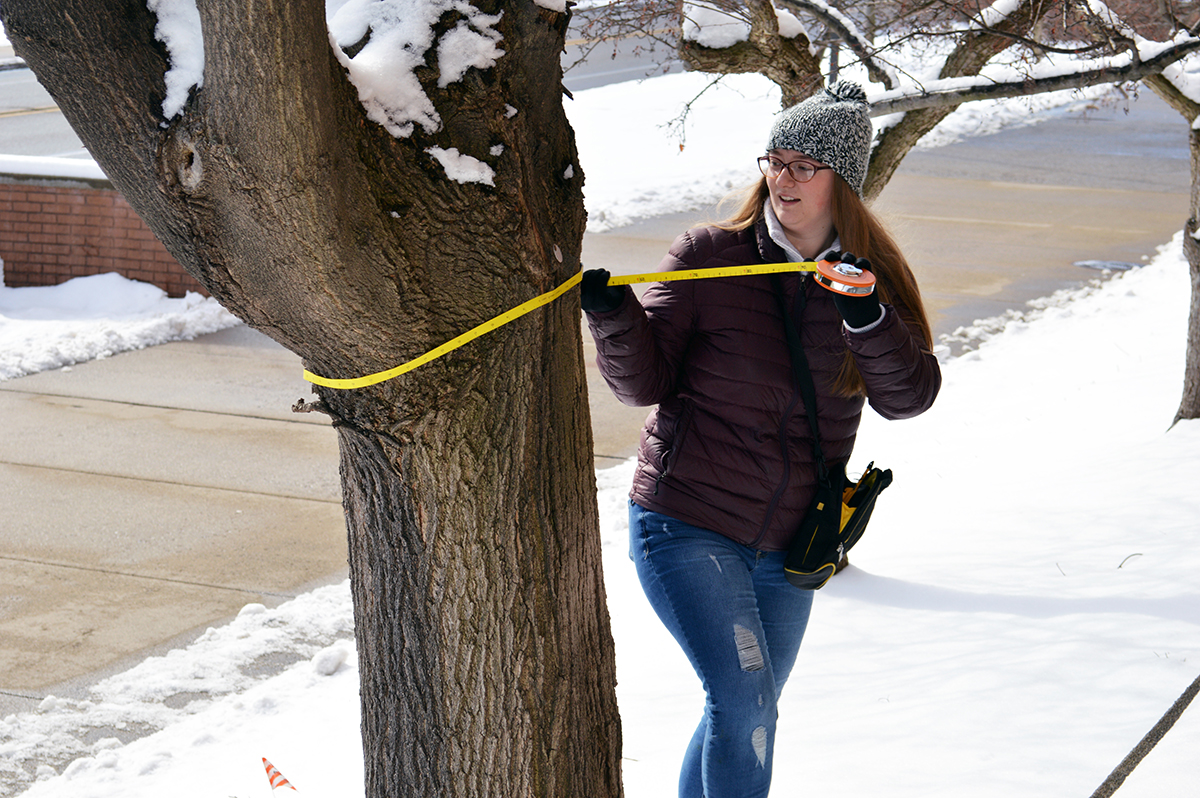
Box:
[774,0,899,89]
[1144,71,1200,120]
[861,0,1046,199]
[197,0,346,167]
[679,24,822,106]
[869,35,1200,116]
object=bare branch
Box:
[870,35,1200,116]
[660,73,730,149]
[775,0,899,88]
[1144,71,1200,120]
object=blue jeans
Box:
[629,502,814,798]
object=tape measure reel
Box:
[815,258,876,296]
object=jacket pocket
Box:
[653,398,695,495]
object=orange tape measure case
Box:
[814,259,876,297]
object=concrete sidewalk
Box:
[0,326,349,714]
[0,319,652,719]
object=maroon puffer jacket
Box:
[586,219,941,551]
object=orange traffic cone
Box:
[262,757,298,792]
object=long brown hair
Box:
[714,176,934,397]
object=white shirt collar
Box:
[763,200,839,262]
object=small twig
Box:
[1118,553,1143,569]
[661,74,727,150]
[292,397,332,416]
[1056,562,1066,576]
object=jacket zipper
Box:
[752,274,808,547]
[752,388,801,547]
[654,400,694,495]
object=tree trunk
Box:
[1144,74,1200,424]
[337,294,619,795]
[1176,125,1200,422]
[0,1,624,795]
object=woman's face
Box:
[764,148,836,249]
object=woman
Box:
[581,81,941,798]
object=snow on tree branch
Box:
[436,11,504,88]
[146,0,203,120]
[681,2,751,49]
[1081,0,1140,41]
[1074,0,1200,109]
[869,33,1200,116]
[328,0,506,138]
[146,0,510,140]
[426,146,496,185]
[974,0,1026,31]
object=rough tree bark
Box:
[0,1,623,796]
[679,0,824,106]
[1144,73,1200,423]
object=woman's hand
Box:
[821,251,884,329]
[581,269,626,313]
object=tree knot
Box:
[162,128,204,192]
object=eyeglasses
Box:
[757,156,833,183]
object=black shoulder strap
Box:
[770,273,829,484]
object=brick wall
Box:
[0,176,206,298]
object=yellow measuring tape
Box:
[303,261,819,389]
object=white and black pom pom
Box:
[826,80,868,105]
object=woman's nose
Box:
[774,168,797,187]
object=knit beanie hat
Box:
[766,80,873,197]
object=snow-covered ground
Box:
[2,16,1198,798]
[3,230,1198,798]
[0,272,239,380]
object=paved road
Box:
[0,327,348,724]
[900,90,1189,193]
[0,68,89,158]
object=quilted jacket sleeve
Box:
[584,235,700,407]
[843,303,941,420]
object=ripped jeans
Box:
[629,502,814,798]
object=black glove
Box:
[825,251,883,330]
[580,268,626,313]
